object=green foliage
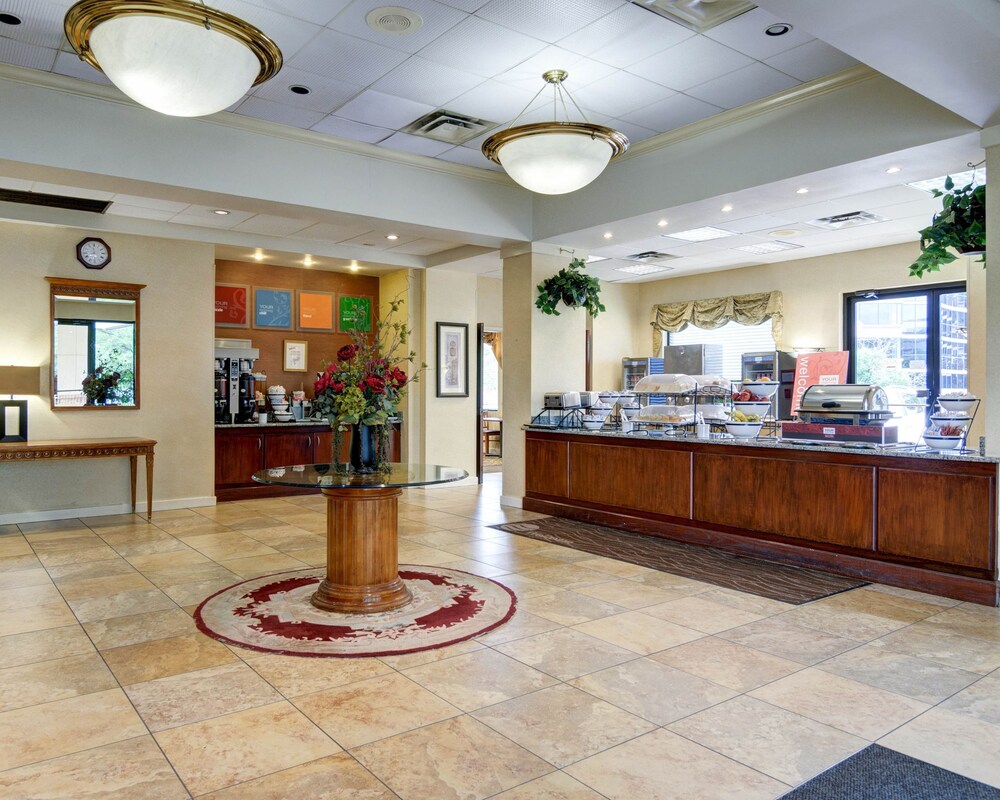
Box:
[535,257,606,317]
[909,177,986,278]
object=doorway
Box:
[844,282,968,442]
[476,325,502,483]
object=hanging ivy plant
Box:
[536,257,606,317]
[909,176,986,278]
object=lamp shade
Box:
[0,366,40,396]
[65,0,283,118]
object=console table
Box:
[0,437,157,520]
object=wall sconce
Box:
[0,366,40,443]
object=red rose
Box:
[390,367,408,386]
[365,375,386,394]
[314,375,329,393]
[331,381,345,392]
[338,344,359,362]
[325,363,337,374]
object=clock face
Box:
[77,238,110,269]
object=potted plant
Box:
[536,257,605,316]
[909,176,985,278]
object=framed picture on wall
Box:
[297,290,335,332]
[436,322,469,397]
[215,283,249,328]
[253,287,293,330]
[283,340,308,372]
[338,295,373,332]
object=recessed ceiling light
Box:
[0,13,21,24]
[907,169,982,194]
[253,249,265,262]
[386,234,399,241]
[663,226,735,242]
[603,232,613,239]
[615,264,674,275]
[212,209,230,215]
[735,240,803,255]
[289,85,311,95]
[350,260,360,271]
[885,166,902,174]
[303,255,314,267]
[769,228,801,238]
[721,204,733,212]
[657,219,668,227]
[796,187,809,194]
[764,22,793,36]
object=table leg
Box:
[311,486,412,613]
[129,456,137,515]
[145,451,154,522]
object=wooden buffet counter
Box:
[524,429,999,605]
[216,421,401,501]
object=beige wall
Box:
[0,220,216,523]
[477,276,503,329]
[379,269,421,463]
[592,281,641,392]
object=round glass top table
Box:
[253,464,467,614]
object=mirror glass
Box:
[52,291,138,408]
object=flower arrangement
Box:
[313,296,421,471]
[82,365,121,405]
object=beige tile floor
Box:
[1,473,999,798]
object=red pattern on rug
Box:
[195,565,516,658]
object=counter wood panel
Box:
[878,467,995,569]
[525,438,568,498]
[694,452,875,550]
[570,442,690,518]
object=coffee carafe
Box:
[214,359,229,424]
[236,360,257,423]
[214,344,259,424]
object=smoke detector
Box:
[402,109,498,145]
[366,6,423,35]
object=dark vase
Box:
[350,423,378,474]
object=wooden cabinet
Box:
[525,438,568,497]
[570,442,690,518]
[215,430,264,487]
[264,432,314,469]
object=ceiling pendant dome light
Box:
[482,70,628,195]
[64,0,282,117]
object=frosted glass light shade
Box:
[483,122,629,195]
[65,1,282,118]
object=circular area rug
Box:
[194,565,516,658]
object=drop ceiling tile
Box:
[328,0,468,53]
[297,221,376,241]
[573,71,675,119]
[494,46,616,92]
[438,146,502,170]
[476,0,622,44]
[390,238,461,255]
[722,213,800,234]
[341,231,419,247]
[686,62,799,109]
[628,35,754,91]
[0,39,55,70]
[449,80,537,121]
[232,214,316,236]
[251,66,362,112]
[436,0,489,9]
[601,117,659,144]
[378,131,454,157]
[417,15,546,78]
[111,194,189,213]
[0,0,67,48]
[30,183,114,201]
[702,8,814,60]
[234,96,328,128]
[620,91,722,132]
[105,204,176,222]
[212,0,323,60]
[765,39,858,83]
[288,28,409,85]
[0,177,33,191]
[51,50,112,85]
[242,0,352,25]
[170,212,256,229]
[583,10,693,68]
[311,115,393,143]
[333,90,435,129]
[373,56,484,107]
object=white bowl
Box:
[929,413,971,431]
[937,395,978,413]
[740,381,779,398]
[582,420,604,430]
[733,401,771,418]
[590,407,612,419]
[726,421,763,439]
[924,433,963,450]
[598,392,617,402]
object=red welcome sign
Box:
[215,284,248,328]
[791,351,850,413]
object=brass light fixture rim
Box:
[64,0,283,87]
[482,121,630,165]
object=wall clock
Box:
[76,237,111,269]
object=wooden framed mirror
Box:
[46,277,144,410]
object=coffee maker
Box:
[214,344,260,424]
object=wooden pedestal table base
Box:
[311,486,413,614]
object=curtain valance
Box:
[650,291,783,355]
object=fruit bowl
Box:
[937,395,978,413]
[739,381,778,398]
[273,411,294,422]
[929,413,971,431]
[581,419,604,430]
[923,433,963,450]
[726,421,763,439]
[733,401,771,418]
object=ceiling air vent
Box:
[366,6,423,35]
[807,211,888,230]
[402,109,499,145]
[623,250,679,264]
[0,187,110,214]
[631,0,756,32]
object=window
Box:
[667,320,776,381]
[481,342,499,411]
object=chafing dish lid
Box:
[799,384,889,413]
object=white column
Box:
[981,126,1000,455]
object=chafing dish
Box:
[797,384,893,425]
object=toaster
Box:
[544,391,581,409]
